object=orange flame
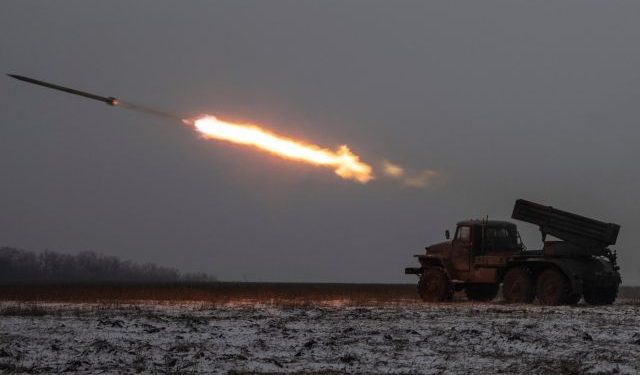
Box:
[187,116,373,183]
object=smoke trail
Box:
[116,100,184,121]
[115,102,437,187]
[382,160,439,188]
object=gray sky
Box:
[1,1,638,284]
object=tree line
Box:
[0,247,216,283]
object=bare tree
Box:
[0,247,216,283]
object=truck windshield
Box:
[484,226,519,251]
[455,226,471,241]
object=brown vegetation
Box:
[0,282,637,305]
[0,282,419,304]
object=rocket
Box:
[7,73,183,120]
[7,74,118,106]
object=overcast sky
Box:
[1,1,638,284]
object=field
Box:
[1,283,639,374]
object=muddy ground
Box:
[0,299,639,374]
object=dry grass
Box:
[0,282,420,305]
[620,286,640,299]
[0,282,637,306]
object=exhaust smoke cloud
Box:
[382,160,439,188]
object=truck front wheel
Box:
[418,268,452,302]
[503,267,535,303]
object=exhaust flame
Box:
[188,116,373,183]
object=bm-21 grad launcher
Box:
[406,199,621,305]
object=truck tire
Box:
[583,285,618,305]
[503,267,535,303]
[465,284,499,302]
[536,268,572,305]
[418,268,452,302]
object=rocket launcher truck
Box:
[405,199,621,305]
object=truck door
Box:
[451,225,472,278]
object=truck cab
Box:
[410,220,523,302]
[446,220,523,281]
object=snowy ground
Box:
[0,300,639,374]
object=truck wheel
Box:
[503,267,535,303]
[536,268,571,305]
[583,285,618,305]
[418,268,452,302]
[465,284,499,302]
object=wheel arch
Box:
[417,256,451,277]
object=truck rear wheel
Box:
[536,268,572,305]
[465,284,499,302]
[418,268,452,302]
[503,267,535,303]
[583,285,618,305]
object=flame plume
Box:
[186,116,373,183]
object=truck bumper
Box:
[405,267,422,275]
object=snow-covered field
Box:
[0,300,639,374]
